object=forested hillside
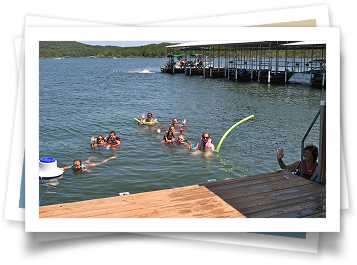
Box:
[39,41,176,58]
[39,41,325,59]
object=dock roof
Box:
[167,40,300,48]
[281,41,326,49]
[166,40,325,50]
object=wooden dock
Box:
[39,171,326,218]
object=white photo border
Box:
[25,26,340,232]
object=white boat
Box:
[284,57,326,85]
[288,72,312,84]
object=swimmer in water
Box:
[156,118,186,133]
[276,145,319,180]
[61,156,116,172]
[176,135,193,149]
[194,133,215,151]
[158,125,182,135]
[140,112,159,125]
[170,118,187,127]
[90,135,107,148]
[107,131,120,145]
[160,126,181,140]
[162,131,175,143]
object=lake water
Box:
[39,58,326,206]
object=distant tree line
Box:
[39,41,177,58]
[39,41,325,59]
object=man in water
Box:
[140,112,159,125]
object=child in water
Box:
[177,135,193,149]
[162,131,175,143]
[104,131,121,149]
[61,156,116,172]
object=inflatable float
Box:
[216,115,254,152]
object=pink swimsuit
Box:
[199,138,212,149]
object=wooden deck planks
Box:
[39,185,246,218]
[200,171,326,218]
[39,171,325,218]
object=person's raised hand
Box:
[276,148,284,160]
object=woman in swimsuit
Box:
[90,135,106,148]
[276,145,318,179]
[194,133,215,151]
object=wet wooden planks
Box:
[39,184,246,218]
[200,171,326,218]
[39,171,325,218]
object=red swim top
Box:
[295,160,318,179]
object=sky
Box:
[78,41,184,47]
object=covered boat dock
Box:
[161,41,326,87]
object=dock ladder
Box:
[300,100,326,184]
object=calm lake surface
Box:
[39,58,326,206]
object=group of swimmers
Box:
[60,131,119,172]
[60,112,320,182]
[139,113,215,151]
[61,113,216,173]
[90,131,120,149]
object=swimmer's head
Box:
[147,113,153,122]
[109,131,116,140]
[97,135,105,144]
[72,159,82,171]
[304,145,318,162]
[202,133,210,141]
[177,135,185,142]
[166,131,174,140]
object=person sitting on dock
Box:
[276,145,318,179]
[61,156,116,172]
